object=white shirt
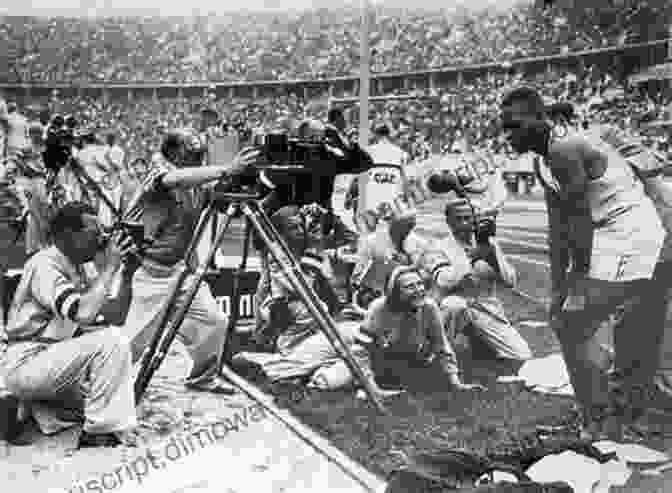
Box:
[105,144,125,171]
[367,138,409,167]
[5,112,30,153]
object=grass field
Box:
[273,286,580,478]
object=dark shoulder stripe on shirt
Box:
[55,287,78,318]
[66,299,80,322]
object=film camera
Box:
[429,170,497,245]
[474,216,496,245]
[215,121,348,197]
[43,114,96,171]
[97,220,149,260]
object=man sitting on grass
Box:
[238,205,363,391]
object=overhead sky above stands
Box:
[1,0,525,17]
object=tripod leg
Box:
[241,201,387,415]
[134,204,239,403]
[134,203,219,403]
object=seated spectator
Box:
[240,253,357,390]
[351,266,483,393]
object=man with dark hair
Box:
[500,86,667,438]
[328,108,347,133]
[2,201,138,447]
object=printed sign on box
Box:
[205,268,260,320]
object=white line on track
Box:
[505,253,549,269]
[497,237,548,253]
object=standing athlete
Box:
[500,87,666,438]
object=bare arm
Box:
[75,263,120,325]
[159,147,260,189]
[160,164,236,189]
[545,189,571,294]
[489,238,517,287]
[425,301,460,375]
[547,141,595,278]
[350,237,375,288]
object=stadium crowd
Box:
[4,59,670,172]
[1,1,667,84]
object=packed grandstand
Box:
[1,2,671,173]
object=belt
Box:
[3,335,63,345]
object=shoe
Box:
[185,376,237,395]
[6,415,43,446]
[77,431,122,448]
[230,354,266,382]
[469,481,574,493]
[0,393,19,441]
[485,430,617,471]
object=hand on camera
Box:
[324,124,350,156]
[101,231,124,273]
[103,231,139,273]
[549,285,567,320]
[562,271,589,312]
[230,146,263,176]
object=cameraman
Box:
[2,202,137,447]
[257,118,375,248]
[121,129,259,395]
[440,198,532,377]
[75,130,123,229]
[350,211,472,309]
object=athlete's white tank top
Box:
[5,113,29,154]
[569,129,648,227]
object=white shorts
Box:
[590,203,664,282]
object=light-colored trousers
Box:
[125,261,229,381]
[262,323,359,388]
[2,328,137,434]
[440,295,533,363]
[12,175,51,255]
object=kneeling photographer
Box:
[440,197,532,378]
[2,202,138,448]
[120,129,260,396]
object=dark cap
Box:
[500,86,546,116]
[201,107,219,117]
[373,122,391,137]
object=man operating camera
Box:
[2,201,138,447]
[251,118,375,248]
[122,128,259,395]
[440,197,532,379]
